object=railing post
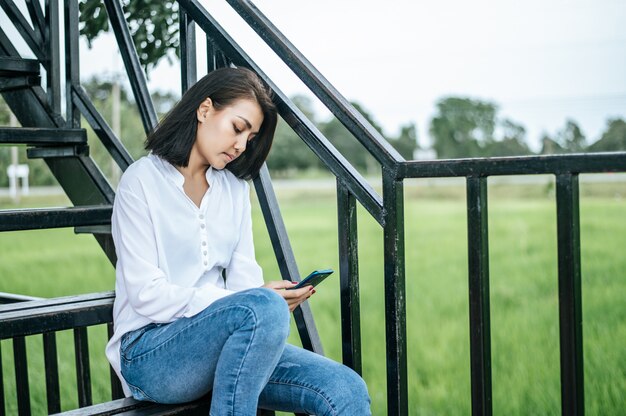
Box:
[64,0,80,128]
[103,0,158,133]
[180,7,197,93]
[555,173,584,415]
[14,336,31,414]
[206,37,230,72]
[337,180,362,374]
[74,327,92,407]
[382,169,407,415]
[44,0,61,114]
[466,176,493,416]
[43,332,61,413]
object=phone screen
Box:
[288,269,334,290]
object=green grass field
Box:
[0,179,624,414]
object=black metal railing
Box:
[1,0,624,415]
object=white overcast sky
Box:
[4,0,626,150]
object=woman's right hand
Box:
[263,280,314,312]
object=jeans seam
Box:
[125,379,157,402]
[265,380,337,416]
[123,302,258,363]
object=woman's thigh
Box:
[258,344,371,416]
[120,288,285,403]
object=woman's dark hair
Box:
[145,67,277,180]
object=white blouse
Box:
[105,153,264,396]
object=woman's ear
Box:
[196,98,213,122]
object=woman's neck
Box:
[178,146,209,180]
[176,148,210,208]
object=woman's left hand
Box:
[263,280,314,312]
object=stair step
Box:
[0,57,40,92]
[0,127,86,145]
[27,144,89,159]
[0,206,112,232]
[0,57,39,76]
[75,224,111,235]
[0,75,40,92]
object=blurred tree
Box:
[82,76,130,103]
[557,119,586,152]
[388,122,418,160]
[319,102,381,174]
[266,120,318,174]
[587,118,626,152]
[266,95,319,174]
[152,90,180,116]
[484,119,531,157]
[79,0,179,71]
[430,97,497,158]
[540,132,565,154]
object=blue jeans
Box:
[120,288,371,415]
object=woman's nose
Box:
[234,135,247,154]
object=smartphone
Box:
[288,269,334,290]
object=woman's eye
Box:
[233,125,242,134]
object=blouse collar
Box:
[148,153,215,189]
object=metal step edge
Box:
[0,205,112,232]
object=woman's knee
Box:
[238,288,290,336]
[326,366,371,415]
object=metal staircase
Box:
[1,1,625,415]
[0,0,321,414]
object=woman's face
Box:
[194,98,264,170]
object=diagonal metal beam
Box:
[0,0,45,60]
[103,0,158,134]
[253,165,324,355]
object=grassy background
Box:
[0,177,624,414]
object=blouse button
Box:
[199,214,204,220]
[204,261,208,266]
[203,251,207,256]
[202,241,207,246]
[200,223,206,229]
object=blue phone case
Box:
[289,269,334,290]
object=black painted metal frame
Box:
[0,0,624,415]
[215,3,626,415]
[0,0,328,414]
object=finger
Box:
[287,292,313,311]
[282,286,312,298]
[263,280,298,290]
[286,288,314,306]
[276,280,299,289]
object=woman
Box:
[105,67,371,415]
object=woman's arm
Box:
[113,188,232,322]
[222,182,264,291]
